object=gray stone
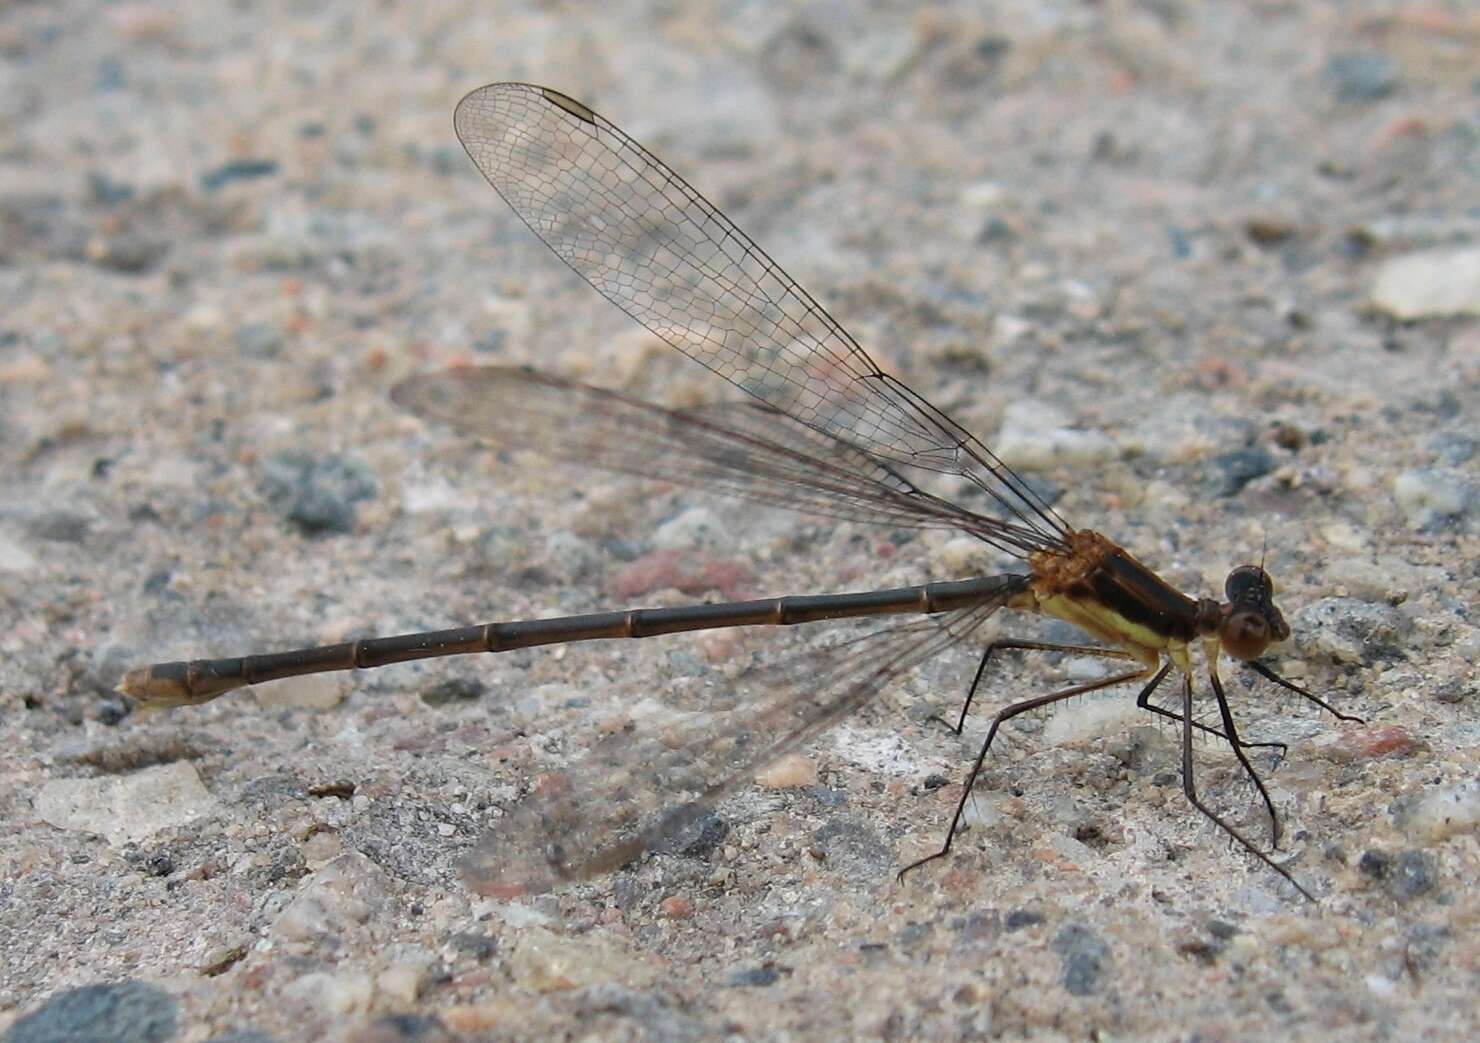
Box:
[260,452,377,536]
[6,981,176,1043]
[1291,598,1406,665]
[810,817,891,876]
[1052,923,1110,996]
[1325,52,1399,102]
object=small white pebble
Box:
[1401,781,1480,843]
[933,535,992,577]
[1364,973,1397,998]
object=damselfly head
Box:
[1217,564,1290,660]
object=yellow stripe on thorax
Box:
[1032,591,1191,673]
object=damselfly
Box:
[121,84,1362,899]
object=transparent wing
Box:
[452,83,1068,554]
[393,366,981,532]
[457,585,1021,896]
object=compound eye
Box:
[1225,565,1271,602]
[1221,610,1271,660]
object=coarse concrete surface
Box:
[2,2,1478,1040]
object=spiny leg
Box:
[1206,663,1282,848]
[900,666,1147,881]
[939,641,1137,736]
[1135,664,1288,757]
[1178,673,1314,902]
[1246,660,1365,724]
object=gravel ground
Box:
[3,1,1478,1040]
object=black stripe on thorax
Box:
[1080,550,1201,642]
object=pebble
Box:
[375,962,426,1005]
[834,19,929,83]
[664,649,708,678]
[1244,216,1296,246]
[957,791,1013,832]
[1393,468,1478,533]
[754,753,818,789]
[542,530,601,582]
[828,725,920,777]
[1042,691,1141,746]
[1432,679,1473,705]
[1118,395,1249,464]
[26,509,92,543]
[184,302,226,333]
[651,506,732,550]
[418,677,485,707]
[89,234,167,274]
[1290,597,1405,664]
[931,535,994,577]
[1429,431,1477,466]
[507,926,652,992]
[447,932,498,961]
[959,180,1007,210]
[477,295,532,350]
[1319,521,1370,552]
[234,322,284,359]
[977,215,1015,244]
[5,981,176,1043]
[196,931,253,976]
[0,532,38,573]
[271,852,391,942]
[1358,849,1437,902]
[259,451,378,537]
[0,350,48,384]
[611,549,751,600]
[34,761,219,846]
[727,964,781,987]
[1325,52,1399,102]
[993,399,1115,470]
[199,158,280,192]
[1209,446,1276,497]
[572,983,710,1043]
[809,817,891,876]
[1352,214,1480,251]
[440,1002,523,1033]
[1372,248,1480,319]
[1318,724,1423,764]
[87,170,135,206]
[992,313,1035,345]
[1397,780,1480,844]
[1052,923,1110,996]
[280,970,374,1017]
[1005,909,1044,931]
[1320,558,1413,603]
[660,811,729,862]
